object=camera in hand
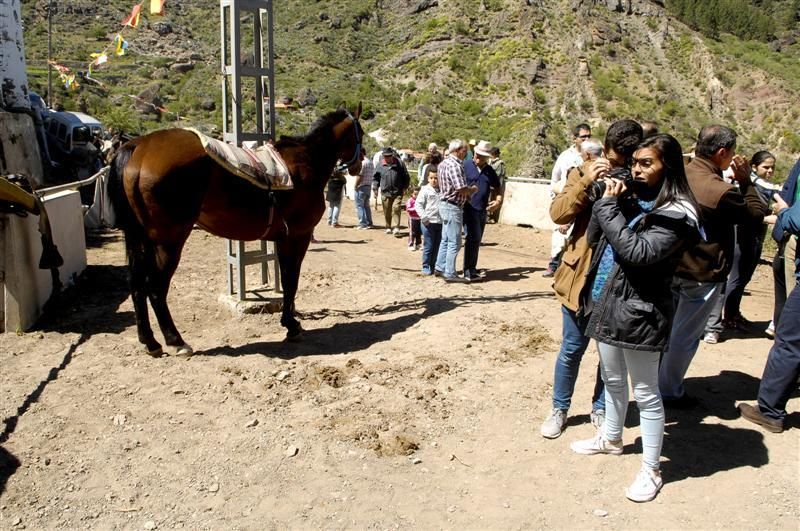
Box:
[587,167,633,201]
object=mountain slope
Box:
[21,0,800,176]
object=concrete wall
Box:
[0,112,44,188]
[498,178,554,230]
[2,190,87,332]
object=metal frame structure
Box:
[219,0,280,301]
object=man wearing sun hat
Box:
[462,140,502,281]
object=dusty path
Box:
[1,200,798,529]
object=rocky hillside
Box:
[21,0,800,176]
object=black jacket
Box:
[582,196,700,351]
[373,160,410,198]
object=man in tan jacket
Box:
[541,120,644,438]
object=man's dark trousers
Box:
[463,204,486,277]
[758,284,800,422]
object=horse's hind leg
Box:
[125,233,163,356]
[147,242,193,357]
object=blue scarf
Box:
[591,198,657,302]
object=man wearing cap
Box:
[487,146,506,224]
[373,147,411,235]
[435,139,476,282]
[463,140,502,280]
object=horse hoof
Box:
[174,343,194,358]
[147,347,164,357]
[285,330,303,343]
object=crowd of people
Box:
[540,119,799,503]
[321,120,800,503]
[326,139,506,282]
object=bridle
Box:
[339,110,362,167]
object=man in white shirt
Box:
[544,123,592,277]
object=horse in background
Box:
[109,105,363,356]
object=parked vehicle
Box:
[44,111,103,161]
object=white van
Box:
[44,111,103,158]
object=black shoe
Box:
[663,393,699,409]
[433,270,444,277]
[738,403,783,433]
[444,276,470,284]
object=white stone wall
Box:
[2,190,87,333]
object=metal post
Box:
[47,0,54,107]
[220,0,280,302]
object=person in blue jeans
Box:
[541,119,644,439]
[415,170,443,274]
[354,148,374,229]
[434,139,475,283]
[738,195,800,433]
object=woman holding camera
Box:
[570,134,701,503]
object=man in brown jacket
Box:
[658,125,768,407]
[540,120,644,438]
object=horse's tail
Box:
[107,142,138,231]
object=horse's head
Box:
[333,103,364,176]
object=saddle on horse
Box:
[187,129,293,191]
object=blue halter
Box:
[339,110,362,167]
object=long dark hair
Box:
[637,133,701,217]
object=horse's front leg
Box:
[277,235,311,341]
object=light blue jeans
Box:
[598,342,663,470]
[659,278,724,400]
[326,199,341,225]
[435,201,463,278]
[355,185,372,227]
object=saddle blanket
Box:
[187,128,293,191]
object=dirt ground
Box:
[1,198,798,530]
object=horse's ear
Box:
[355,102,362,120]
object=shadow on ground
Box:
[196,291,550,359]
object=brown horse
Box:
[109,105,364,356]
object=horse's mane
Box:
[275,109,350,148]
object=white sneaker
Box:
[626,466,663,502]
[765,320,775,338]
[385,228,392,234]
[570,433,623,455]
[407,245,415,251]
[703,331,719,344]
[392,227,401,236]
[590,409,606,430]
[540,408,567,439]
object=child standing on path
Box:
[415,171,442,274]
[406,187,422,250]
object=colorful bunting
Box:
[150,0,164,16]
[122,4,142,27]
[53,1,179,93]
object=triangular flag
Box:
[150,0,164,16]
[122,4,142,27]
